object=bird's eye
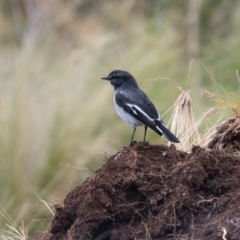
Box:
[115,73,120,78]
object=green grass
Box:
[0,0,240,237]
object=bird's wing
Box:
[115,89,160,128]
[115,89,180,143]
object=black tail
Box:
[155,120,180,143]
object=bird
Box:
[101,70,180,145]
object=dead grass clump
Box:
[170,91,216,152]
[170,91,199,151]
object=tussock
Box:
[170,91,216,152]
[170,91,198,151]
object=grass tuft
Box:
[170,91,200,151]
[0,204,28,240]
[170,91,217,151]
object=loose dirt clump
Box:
[30,135,240,240]
[208,116,240,152]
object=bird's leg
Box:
[129,125,137,145]
[143,125,148,142]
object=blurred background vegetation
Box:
[0,0,240,237]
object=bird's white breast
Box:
[113,93,143,127]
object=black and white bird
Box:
[101,70,180,145]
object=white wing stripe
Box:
[127,104,154,121]
[156,126,163,133]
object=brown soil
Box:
[208,117,240,152]
[30,120,240,240]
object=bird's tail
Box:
[155,120,180,143]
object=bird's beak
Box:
[101,76,110,80]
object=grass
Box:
[1,223,27,240]
[0,0,240,237]
[170,91,200,151]
[0,204,28,240]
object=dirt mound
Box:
[30,139,240,240]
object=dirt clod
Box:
[208,116,240,152]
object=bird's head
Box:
[101,70,138,90]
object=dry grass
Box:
[169,64,240,152]
[203,66,240,116]
[197,67,240,149]
[170,91,200,149]
[1,223,28,240]
[169,91,199,151]
[204,87,240,116]
[196,116,223,148]
[169,91,218,152]
[0,204,28,240]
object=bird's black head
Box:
[102,70,138,90]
